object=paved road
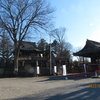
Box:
[0,76,100,100]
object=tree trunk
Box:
[14,54,19,76]
[13,42,20,76]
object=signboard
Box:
[63,65,67,76]
[37,66,40,74]
[54,66,57,73]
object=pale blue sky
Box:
[49,0,100,48]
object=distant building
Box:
[18,41,69,76]
[73,39,100,72]
[18,41,44,76]
[1,41,70,77]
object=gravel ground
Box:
[0,76,100,100]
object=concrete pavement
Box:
[0,76,100,100]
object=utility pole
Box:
[50,35,52,75]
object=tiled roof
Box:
[20,41,41,52]
[73,39,100,57]
[88,39,100,48]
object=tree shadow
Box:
[8,81,100,100]
[36,75,91,82]
[46,85,100,100]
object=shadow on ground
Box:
[8,81,100,100]
[36,75,92,82]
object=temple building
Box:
[0,41,70,77]
[18,41,44,76]
[73,39,100,72]
[18,41,69,76]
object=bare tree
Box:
[51,27,66,43]
[73,46,83,62]
[50,27,72,58]
[0,0,55,75]
[0,30,13,59]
